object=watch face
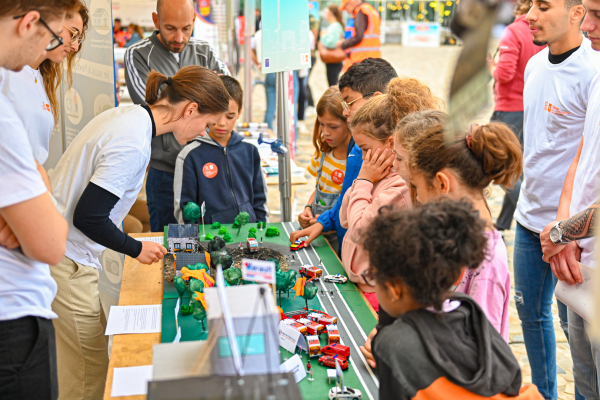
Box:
[550,227,560,243]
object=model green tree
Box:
[223,232,233,242]
[174,276,187,300]
[234,212,250,235]
[224,267,242,285]
[188,263,209,272]
[257,221,266,229]
[188,278,205,300]
[265,226,280,237]
[211,221,221,229]
[218,226,228,235]
[301,280,318,310]
[276,268,297,305]
[191,298,207,331]
[183,202,201,224]
[205,232,213,240]
[248,231,256,239]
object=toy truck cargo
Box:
[298,318,325,336]
[281,318,308,336]
[308,311,337,326]
[299,265,322,279]
[306,335,321,357]
[326,324,340,344]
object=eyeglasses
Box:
[64,24,83,46]
[14,14,64,51]
[361,269,376,287]
[341,92,376,112]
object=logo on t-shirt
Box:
[202,163,218,179]
[544,101,571,116]
[331,169,344,185]
[42,102,51,112]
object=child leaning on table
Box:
[297,86,352,253]
[339,77,443,311]
[173,76,268,224]
[365,200,543,400]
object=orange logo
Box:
[202,163,218,179]
[41,102,51,112]
[331,169,345,185]
[544,101,571,116]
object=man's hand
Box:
[487,52,497,76]
[356,148,395,184]
[289,223,324,247]
[541,220,566,262]
[359,327,377,369]
[136,241,167,265]
[0,214,19,249]
[298,207,317,229]
[549,241,582,285]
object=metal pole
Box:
[381,0,387,45]
[276,71,292,222]
[243,0,256,123]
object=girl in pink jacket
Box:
[340,77,443,311]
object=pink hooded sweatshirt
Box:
[340,171,412,298]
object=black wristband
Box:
[355,178,372,184]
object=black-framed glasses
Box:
[14,14,64,51]
[361,269,376,287]
[341,92,376,112]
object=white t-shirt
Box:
[0,66,55,164]
[570,74,600,269]
[515,38,600,233]
[0,90,57,321]
[50,105,153,270]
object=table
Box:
[104,226,379,399]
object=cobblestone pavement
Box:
[249,45,574,399]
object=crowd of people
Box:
[0,0,599,400]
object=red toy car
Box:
[319,354,348,370]
[322,343,350,358]
[290,239,306,251]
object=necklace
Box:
[30,68,40,84]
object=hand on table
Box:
[0,214,19,249]
[289,223,324,247]
[360,327,377,369]
[356,148,395,184]
[136,241,167,265]
[549,241,582,285]
[541,220,566,262]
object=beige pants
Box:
[51,256,109,400]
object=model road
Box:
[281,222,380,400]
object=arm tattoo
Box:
[559,199,599,242]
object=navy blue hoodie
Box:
[173,132,268,224]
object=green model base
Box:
[161,222,377,399]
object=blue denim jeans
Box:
[569,308,600,399]
[264,73,276,130]
[146,167,178,232]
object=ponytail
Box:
[407,110,523,192]
[350,77,443,142]
[145,66,230,122]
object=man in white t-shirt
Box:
[538,1,600,396]
[513,0,600,398]
[0,2,73,399]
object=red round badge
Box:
[331,169,344,185]
[203,163,218,179]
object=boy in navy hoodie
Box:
[173,76,268,224]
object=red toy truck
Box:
[298,318,325,336]
[326,324,340,344]
[307,335,322,357]
[281,318,308,336]
[308,311,337,326]
[299,264,322,279]
[322,342,350,358]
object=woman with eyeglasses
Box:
[0,0,88,165]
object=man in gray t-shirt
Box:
[125,0,229,232]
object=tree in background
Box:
[183,202,201,224]
[234,212,250,235]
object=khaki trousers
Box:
[50,256,108,400]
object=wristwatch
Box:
[549,222,569,245]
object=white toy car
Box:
[324,274,348,284]
[328,386,362,399]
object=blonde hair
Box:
[312,86,349,157]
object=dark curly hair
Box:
[363,199,488,311]
[338,58,398,96]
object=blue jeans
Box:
[514,223,561,400]
[569,308,600,399]
[146,167,178,232]
[264,73,276,130]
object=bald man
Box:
[125,0,229,232]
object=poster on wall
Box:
[63,0,116,148]
[402,22,441,47]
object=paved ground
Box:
[249,44,575,399]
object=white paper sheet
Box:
[111,365,153,397]
[135,236,164,244]
[105,305,162,335]
[555,262,594,322]
[278,321,306,353]
[173,327,182,343]
[280,355,306,383]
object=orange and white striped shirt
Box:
[307,152,347,194]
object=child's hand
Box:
[357,148,395,183]
[290,223,324,247]
[298,206,316,229]
[360,327,377,369]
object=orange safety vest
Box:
[343,3,382,71]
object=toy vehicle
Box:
[290,239,306,251]
[299,264,322,279]
[328,386,362,399]
[285,310,308,321]
[246,238,259,253]
[325,325,341,345]
[258,133,288,155]
[297,318,325,336]
[322,343,350,358]
[306,335,321,357]
[319,354,348,370]
[308,310,337,326]
[281,318,308,336]
[324,274,348,284]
